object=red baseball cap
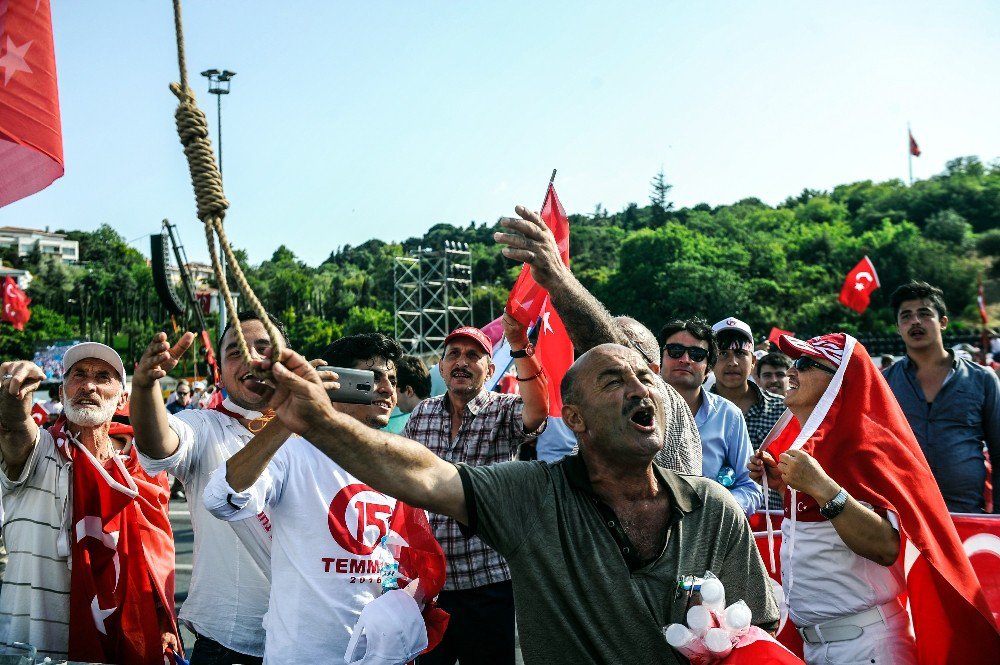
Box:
[444,327,493,357]
[777,332,848,368]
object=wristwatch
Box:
[819,488,849,519]
[510,343,535,358]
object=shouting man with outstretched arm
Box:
[247,333,778,664]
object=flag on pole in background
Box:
[978,277,989,325]
[2,275,31,330]
[909,130,921,157]
[0,0,64,207]
[837,256,880,314]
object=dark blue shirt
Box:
[883,354,1000,513]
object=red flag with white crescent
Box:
[30,401,47,426]
[0,0,64,207]
[909,130,921,157]
[837,256,880,314]
[979,278,989,325]
[505,183,570,326]
[2,275,31,330]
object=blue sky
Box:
[2,1,999,266]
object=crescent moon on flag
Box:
[855,272,873,284]
[963,533,1000,559]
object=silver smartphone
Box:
[316,366,375,404]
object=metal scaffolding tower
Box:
[394,241,473,357]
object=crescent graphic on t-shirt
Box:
[328,483,397,556]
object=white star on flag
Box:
[0,36,33,86]
[855,282,866,291]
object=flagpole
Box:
[543,168,557,208]
[907,123,913,186]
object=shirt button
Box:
[608,521,615,527]
[622,547,630,554]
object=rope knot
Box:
[171,84,229,222]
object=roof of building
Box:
[0,226,70,239]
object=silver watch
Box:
[819,488,849,519]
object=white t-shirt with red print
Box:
[204,435,425,664]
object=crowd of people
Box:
[1,204,999,664]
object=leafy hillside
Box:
[2,156,999,363]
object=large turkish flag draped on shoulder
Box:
[0,0,64,207]
[505,183,574,416]
[761,333,1000,663]
[2,275,31,329]
[389,501,450,652]
[50,418,181,664]
[837,255,880,313]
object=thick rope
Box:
[169,0,285,376]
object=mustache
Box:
[622,396,655,417]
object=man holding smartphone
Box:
[405,316,549,665]
[202,333,446,664]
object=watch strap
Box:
[819,488,849,519]
[510,343,534,358]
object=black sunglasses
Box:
[793,356,837,375]
[663,343,709,363]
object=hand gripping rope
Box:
[168,0,284,375]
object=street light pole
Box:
[200,69,236,343]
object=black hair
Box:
[322,333,403,370]
[657,317,719,368]
[396,354,431,399]
[217,310,289,364]
[755,352,792,376]
[716,329,752,351]
[890,281,948,319]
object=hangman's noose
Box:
[168,0,284,377]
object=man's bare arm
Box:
[494,206,629,353]
[225,418,293,492]
[130,332,195,460]
[502,311,549,432]
[258,349,469,523]
[0,361,44,478]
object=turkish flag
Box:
[30,401,47,426]
[761,333,1000,663]
[534,299,574,416]
[505,183,570,326]
[2,275,31,330]
[837,256,880,313]
[388,499,449,652]
[767,327,793,347]
[910,130,921,157]
[0,0,64,207]
[50,418,181,664]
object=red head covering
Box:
[765,333,1000,663]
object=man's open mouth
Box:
[240,372,272,391]
[629,406,655,431]
[451,371,472,379]
[372,399,392,410]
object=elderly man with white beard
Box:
[0,343,179,664]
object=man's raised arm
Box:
[258,348,469,524]
[130,332,195,460]
[0,360,44,479]
[494,205,630,354]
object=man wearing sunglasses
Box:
[655,318,761,516]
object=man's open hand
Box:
[493,205,567,288]
[255,349,338,437]
[135,332,195,390]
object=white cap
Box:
[711,317,754,348]
[344,589,427,665]
[61,342,126,385]
[193,380,207,390]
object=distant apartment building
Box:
[0,226,79,264]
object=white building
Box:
[0,226,79,264]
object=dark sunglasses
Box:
[663,343,709,363]
[792,356,837,375]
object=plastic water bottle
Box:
[378,535,400,592]
[699,577,726,613]
[703,627,734,657]
[723,601,752,635]
[686,604,717,636]
[716,465,736,488]
[664,624,711,659]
